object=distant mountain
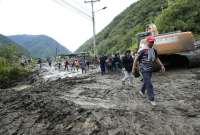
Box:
[8,35,71,58]
[0,34,30,57]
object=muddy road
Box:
[0,68,200,135]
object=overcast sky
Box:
[0,0,136,52]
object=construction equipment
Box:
[136,31,200,68]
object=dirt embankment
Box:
[0,68,200,135]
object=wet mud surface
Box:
[0,68,200,135]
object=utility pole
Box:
[84,0,100,57]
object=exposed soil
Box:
[0,68,200,135]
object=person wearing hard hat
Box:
[132,35,165,106]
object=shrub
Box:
[0,57,30,89]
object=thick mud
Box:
[0,68,200,135]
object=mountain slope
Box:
[155,0,200,36]
[9,35,71,58]
[76,0,168,54]
[76,0,200,55]
[0,34,30,58]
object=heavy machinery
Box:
[136,31,200,68]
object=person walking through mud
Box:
[106,56,112,72]
[70,60,75,72]
[58,60,62,70]
[122,50,134,85]
[80,59,87,74]
[75,60,80,72]
[86,60,90,71]
[47,57,52,67]
[133,35,165,106]
[38,58,42,69]
[99,55,107,75]
[113,53,122,72]
[64,59,69,71]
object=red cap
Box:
[146,35,155,43]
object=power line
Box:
[54,0,91,19]
[52,0,91,21]
[59,0,91,18]
[56,0,92,20]
[72,0,91,13]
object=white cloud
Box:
[0,0,135,52]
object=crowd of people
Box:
[34,24,165,106]
[99,51,135,84]
[37,57,91,74]
[33,35,164,106]
[99,53,122,75]
[34,38,165,106]
[61,58,90,74]
[98,35,165,106]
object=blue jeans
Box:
[141,71,155,101]
[114,62,120,72]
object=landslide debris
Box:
[0,69,200,135]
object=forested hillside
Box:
[76,0,200,55]
[0,34,30,88]
[0,34,30,58]
[155,0,200,37]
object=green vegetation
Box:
[155,0,200,36]
[0,45,20,59]
[76,0,200,55]
[0,34,31,89]
[0,58,29,89]
[0,34,30,56]
[0,56,30,88]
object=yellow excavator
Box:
[136,24,200,68]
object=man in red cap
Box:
[132,35,165,106]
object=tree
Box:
[156,0,200,35]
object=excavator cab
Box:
[136,32,151,48]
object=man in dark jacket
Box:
[99,55,107,75]
[122,50,134,85]
[112,53,122,72]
